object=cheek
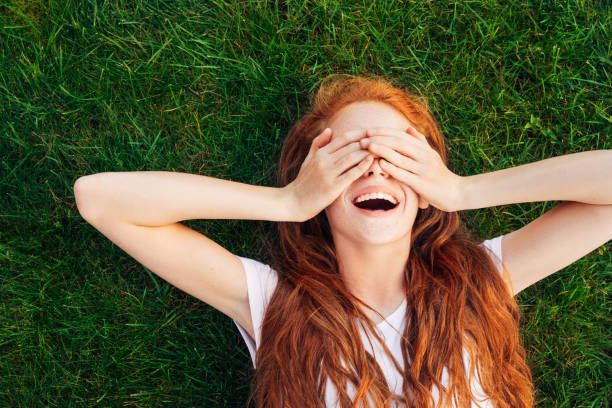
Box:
[324,196,347,220]
[404,186,418,198]
[329,193,347,208]
[325,196,343,214]
[402,187,421,207]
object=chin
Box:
[359,230,411,245]
[329,223,413,248]
[325,205,416,246]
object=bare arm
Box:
[74,171,300,339]
[74,171,299,225]
[458,149,612,210]
[455,149,612,295]
[73,128,371,339]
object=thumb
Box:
[312,128,332,150]
[418,195,429,209]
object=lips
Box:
[349,184,402,218]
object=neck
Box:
[334,235,411,322]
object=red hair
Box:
[249,74,534,407]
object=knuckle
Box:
[314,157,326,171]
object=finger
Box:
[406,125,429,144]
[336,150,371,175]
[378,159,421,190]
[365,135,424,164]
[418,196,430,209]
[367,127,429,149]
[368,142,422,174]
[312,128,333,150]
[338,154,374,185]
[330,141,366,163]
[321,129,367,154]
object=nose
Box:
[364,157,389,177]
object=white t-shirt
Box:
[233,235,504,407]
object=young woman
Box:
[74,75,612,408]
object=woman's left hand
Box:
[360,126,464,212]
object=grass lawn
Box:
[1,0,610,406]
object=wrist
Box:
[280,184,305,222]
[454,175,469,212]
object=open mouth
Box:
[353,198,399,212]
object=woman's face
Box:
[324,101,426,245]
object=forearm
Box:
[74,171,297,225]
[458,150,612,210]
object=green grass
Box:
[1,0,610,406]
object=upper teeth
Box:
[354,192,398,204]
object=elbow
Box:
[590,203,612,238]
[74,176,102,222]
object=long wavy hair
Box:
[248,74,534,407]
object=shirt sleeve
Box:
[479,235,504,276]
[233,255,279,368]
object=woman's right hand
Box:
[284,128,374,222]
